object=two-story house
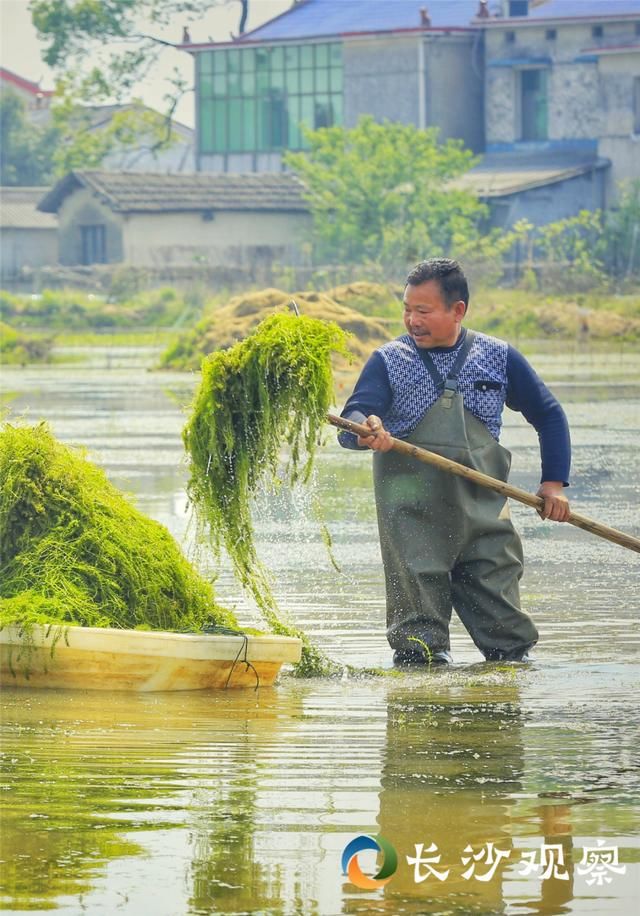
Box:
[183,0,640,228]
[471,0,640,225]
[183,0,485,173]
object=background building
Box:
[183,0,485,173]
[183,0,640,227]
[481,0,640,217]
[0,187,57,281]
[37,170,310,269]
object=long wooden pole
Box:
[327,413,640,556]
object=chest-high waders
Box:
[373,333,538,661]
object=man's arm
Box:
[338,352,394,450]
[506,346,571,522]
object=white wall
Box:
[122,209,312,267]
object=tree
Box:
[0,87,177,184]
[284,117,488,267]
[49,85,180,174]
[30,0,250,104]
[0,94,57,185]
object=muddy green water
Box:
[1,346,639,914]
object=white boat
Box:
[0,624,302,691]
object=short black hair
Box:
[405,258,469,311]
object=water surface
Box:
[1,347,639,914]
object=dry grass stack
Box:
[160,287,392,372]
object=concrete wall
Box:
[57,189,124,265]
[424,35,484,151]
[199,152,285,173]
[598,51,640,194]
[343,35,421,127]
[0,228,58,279]
[121,209,312,267]
[485,20,639,151]
[487,168,609,230]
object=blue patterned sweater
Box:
[338,328,571,485]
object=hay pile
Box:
[160,287,392,371]
[0,423,236,634]
[327,281,403,319]
[183,312,351,676]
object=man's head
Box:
[403,258,468,348]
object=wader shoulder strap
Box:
[417,330,476,395]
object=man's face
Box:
[402,279,466,348]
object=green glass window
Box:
[244,99,256,150]
[241,69,255,94]
[213,73,227,97]
[199,52,214,76]
[228,98,243,151]
[315,69,329,93]
[314,44,329,67]
[213,103,227,153]
[300,69,314,94]
[198,41,343,155]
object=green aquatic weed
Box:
[0,423,236,643]
[182,312,352,677]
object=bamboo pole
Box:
[327,413,640,556]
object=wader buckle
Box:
[442,379,458,408]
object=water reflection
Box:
[377,685,526,914]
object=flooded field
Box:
[1,346,639,914]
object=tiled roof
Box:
[451,152,610,197]
[238,0,482,43]
[37,171,308,214]
[0,187,57,229]
[0,67,54,96]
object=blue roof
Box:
[231,0,640,47]
[240,1,482,43]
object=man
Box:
[338,258,571,666]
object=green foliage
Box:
[284,116,485,267]
[534,210,607,290]
[600,180,640,281]
[0,422,236,635]
[0,322,52,365]
[30,0,232,110]
[0,80,177,184]
[183,312,351,676]
[0,286,195,329]
[0,93,57,186]
[50,84,177,175]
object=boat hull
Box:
[0,624,302,691]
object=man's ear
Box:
[453,299,467,320]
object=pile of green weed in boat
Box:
[0,423,237,635]
[183,312,351,677]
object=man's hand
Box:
[357,415,394,452]
[536,481,571,522]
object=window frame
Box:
[197,41,343,157]
[518,66,549,142]
[80,225,106,265]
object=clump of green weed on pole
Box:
[182,312,352,677]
